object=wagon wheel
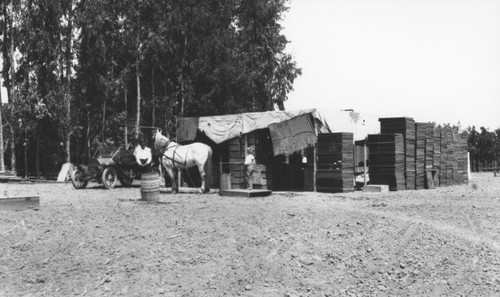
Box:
[71,166,88,189]
[102,167,118,189]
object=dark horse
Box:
[153,129,212,193]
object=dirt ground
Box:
[1,173,499,297]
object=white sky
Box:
[282,0,500,130]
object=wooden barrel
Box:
[140,172,160,201]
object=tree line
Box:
[467,126,500,171]
[0,0,301,178]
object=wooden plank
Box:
[219,189,272,198]
[0,196,40,211]
[0,176,25,182]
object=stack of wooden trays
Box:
[439,127,455,186]
[432,128,442,186]
[425,124,435,171]
[367,133,406,191]
[316,133,354,193]
[458,133,469,183]
[415,122,435,189]
[415,123,427,189]
[379,117,416,189]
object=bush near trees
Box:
[0,0,301,178]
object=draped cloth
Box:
[176,109,330,144]
[176,117,199,142]
[269,114,317,156]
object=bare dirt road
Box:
[1,173,499,296]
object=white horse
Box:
[153,129,212,193]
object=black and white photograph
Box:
[1,0,499,296]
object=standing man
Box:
[244,146,256,190]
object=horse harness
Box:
[160,139,189,169]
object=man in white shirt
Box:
[244,146,256,190]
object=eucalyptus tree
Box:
[3,0,303,172]
[0,0,20,173]
[235,0,301,111]
[13,0,76,176]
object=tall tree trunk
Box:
[86,109,91,162]
[23,126,27,178]
[151,66,155,128]
[36,133,40,179]
[101,96,107,143]
[135,56,141,139]
[2,3,11,104]
[179,72,184,117]
[0,74,5,172]
[9,0,16,173]
[124,87,128,148]
[65,0,73,163]
[179,33,187,117]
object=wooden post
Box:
[363,137,367,187]
[243,134,248,189]
[244,134,248,157]
[219,158,223,189]
[313,142,317,192]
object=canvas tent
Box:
[176,109,330,191]
[177,109,330,156]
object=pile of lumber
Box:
[457,133,469,183]
[438,128,469,186]
[370,118,469,191]
[316,133,354,193]
[439,127,454,186]
[432,128,441,186]
[367,133,406,191]
[415,123,435,189]
[379,117,416,189]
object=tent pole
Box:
[313,142,317,192]
[244,134,248,155]
[244,134,248,189]
[364,137,367,187]
[177,129,182,189]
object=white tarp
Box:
[190,109,329,144]
[320,109,380,141]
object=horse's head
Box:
[153,129,171,152]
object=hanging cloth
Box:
[269,114,316,156]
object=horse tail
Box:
[204,146,213,192]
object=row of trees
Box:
[467,126,500,171]
[0,0,301,178]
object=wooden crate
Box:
[379,117,416,190]
[316,133,354,193]
[368,133,406,191]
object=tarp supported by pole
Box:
[269,114,316,156]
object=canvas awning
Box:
[176,109,330,146]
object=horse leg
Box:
[165,166,177,193]
[197,164,206,193]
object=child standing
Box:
[244,146,256,190]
